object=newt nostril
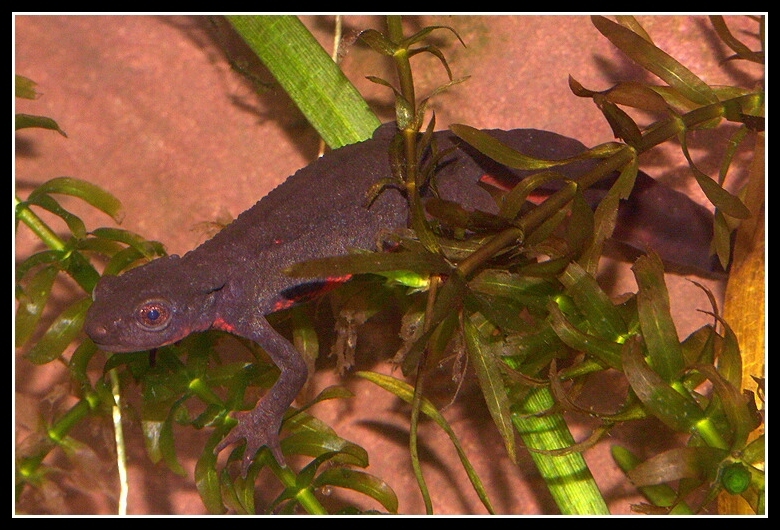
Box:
[85,321,109,340]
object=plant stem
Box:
[387,16,416,109]
[386,15,437,513]
[15,196,65,251]
[409,274,443,514]
[269,460,327,514]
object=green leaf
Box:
[90,228,166,259]
[313,468,399,513]
[547,299,623,370]
[281,430,367,467]
[564,188,594,257]
[408,44,454,80]
[677,131,751,219]
[560,261,627,340]
[614,15,655,44]
[496,170,568,220]
[15,265,58,347]
[604,82,670,112]
[68,340,98,392]
[27,177,124,223]
[742,435,765,467]
[621,335,705,433]
[578,155,638,274]
[15,113,67,136]
[469,270,559,309]
[365,75,398,93]
[425,197,510,232]
[695,363,756,450]
[407,179,443,254]
[23,297,92,364]
[15,75,39,99]
[709,16,764,64]
[356,370,495,514]
[195,440,227,514]
[289,306,319,384]
[632,250,684,381]
[611,445,694,513]
[282,406,368,467]
[15,250,62,285]
[102,350,155,374]
[713,210,733,271]
[503,324,568,375]
[626,446,725,487]
[525,206,567,246]
[595,96,643,145]
[709,313,742,389]
[283,411,338,440]
[141,419,165,463]
[226,15,380,149]
[296,386,355,415]
[679,324,717,371]
[717,125,750,186]
[296,451,336,489]
[591,16,718,106]
[464,313,516,463]
[568,75,596,97]
[284,249,450,278]
[220,468,256,515]
[23,193,87,239]
[358,28,398,56]
[450,123,609,171]
[63,251,102,295]
[101,246,150,276]
[401,24,465,50]
[159,401,187,475]
[467,292,533,334]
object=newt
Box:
[84,123,719,474]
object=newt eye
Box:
[136,299,172,331]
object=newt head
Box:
[84,255,223,352]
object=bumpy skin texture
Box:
[84,123,717,474]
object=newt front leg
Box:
[214,314,308,475]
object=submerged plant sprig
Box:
[436,15,763,514]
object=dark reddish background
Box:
[15,15,762,515]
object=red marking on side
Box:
[273,299,296,312]
[326,274,353,284]
[479,173,550,205]
[272,274,354,312]
[479,173,512,192]
[212,317,237,334]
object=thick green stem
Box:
[388,17,416,112]
[268,460,328,515]
[387,16,438,513]
[15,196,65,251]
[513,387,610,515]
[386,15,415,107]
[17,398,94,480]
